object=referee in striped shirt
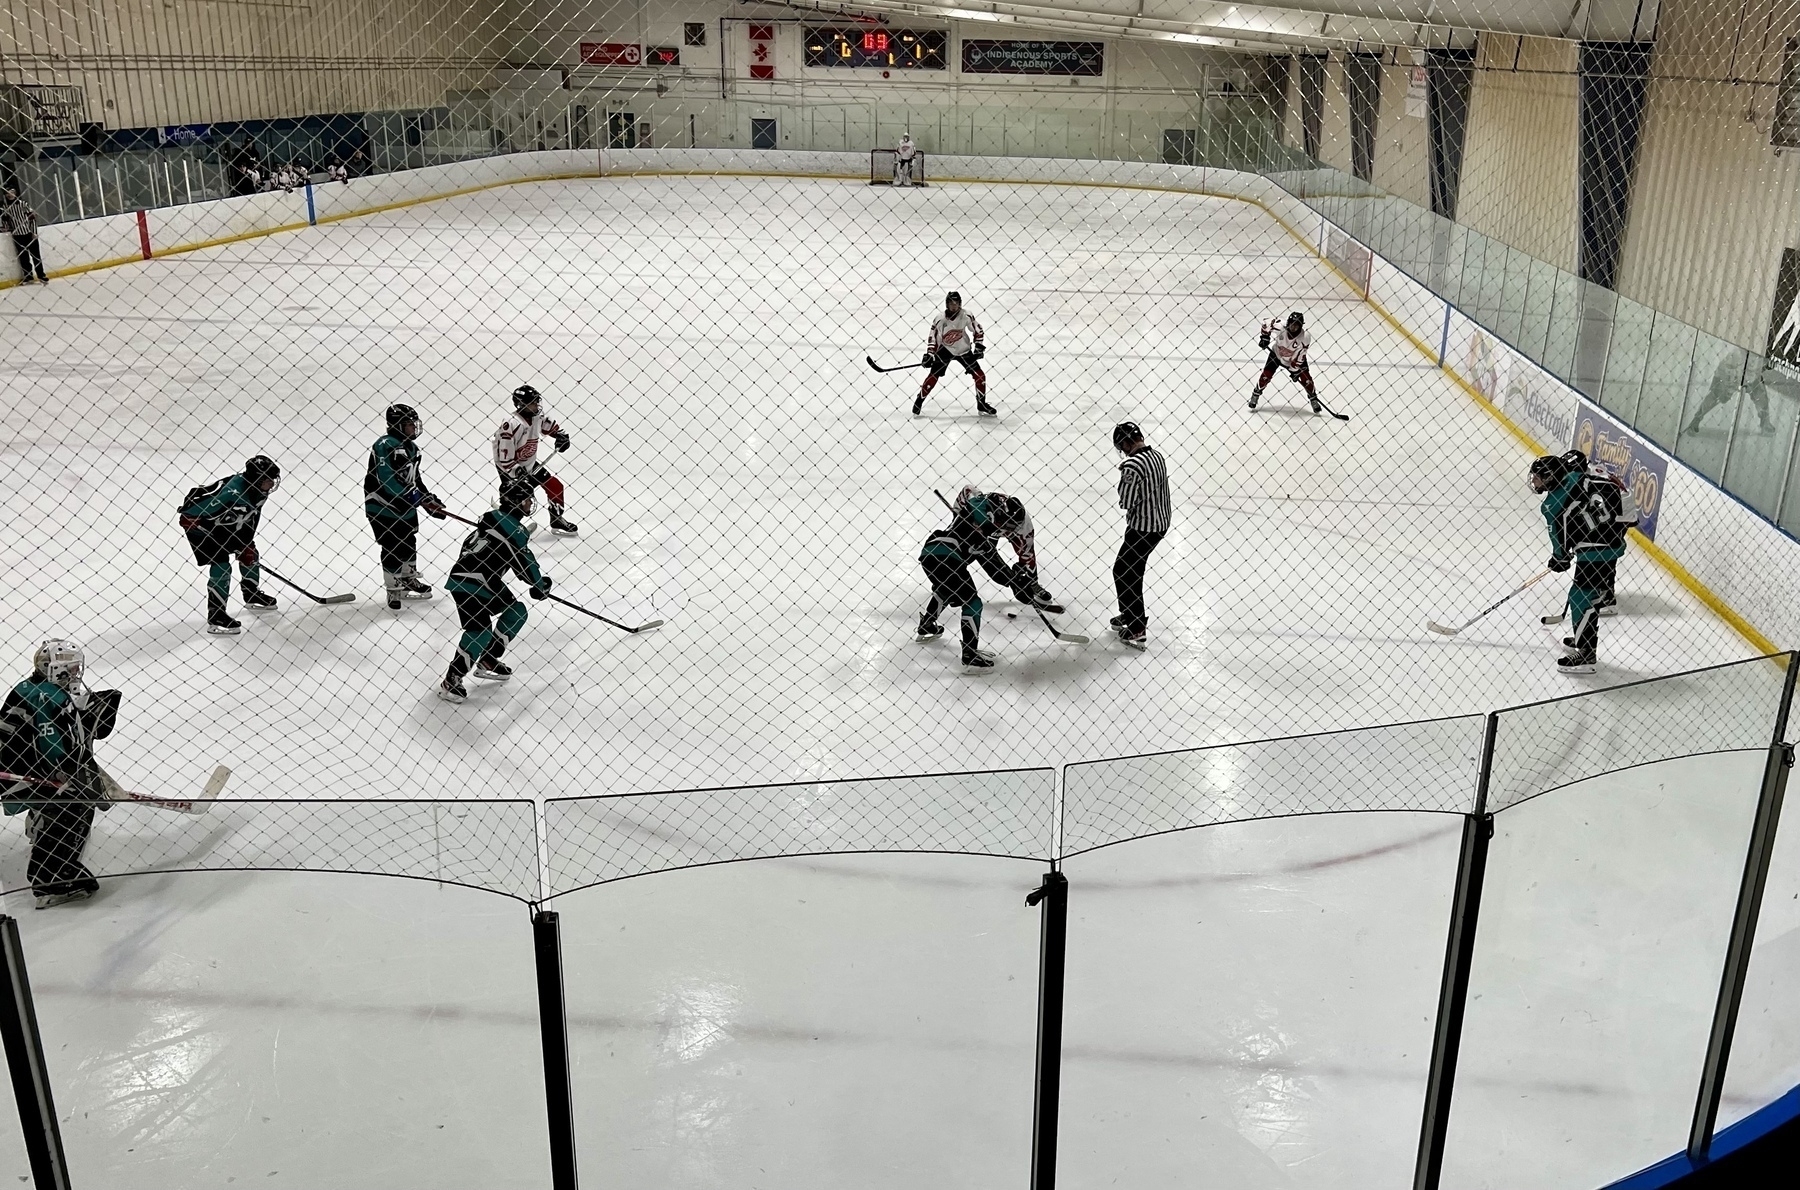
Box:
[1111,422,1170,648]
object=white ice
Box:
[0,175,1784,1188]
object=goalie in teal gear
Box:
[177,455,281,635]
[0,640,118,907]
[439,480,550,703]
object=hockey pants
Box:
[921,552,983,655]
[1568,558,1617,656]
[207,556,263,606]
[450,588,528,678]
[369,510,422,589]
[919,349,985,401]
[1257,353,1317,400]
[28,798,99,898]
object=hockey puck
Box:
[1006,611,1018,618]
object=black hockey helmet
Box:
[245,454,281,494]
[1112,421,1144,451]
[498,478,537,517]
[511,384,541,412]
[386,403,421,437]
[1286,310,1305,329]
[945,291,961,306]
[1528,454,1571,492]
[1560,448,1589,473]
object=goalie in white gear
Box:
[493,384,578,535]
[894,134,920,186]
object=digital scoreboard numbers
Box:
[805,27,948,70]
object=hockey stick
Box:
[2,763,230,814]
[1541,595,1569,626]
[544,591,664,634]
[1427,570,1552,636]
[933,490,1088,644]
[259,564,355,605]
[1313,395,1351,422]
[868,356,930,373]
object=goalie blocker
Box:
[871,149,927,186]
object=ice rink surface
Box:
[0,175,1784,1189]
[0,174,1756,799]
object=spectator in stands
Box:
[347,149,371,178]
[227,136,262,197]
[2,186,49,286]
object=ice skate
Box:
[549,509,579,536]
[399,576,434,600]
[912,396,924,416]
[961,647,995,669]
[1309,397,1324,414]
[976,400,998,418]
[474,656,513,682]
[242,588,277,611]
[1557,651,1596,675]
[916,617,944,641]
[1027,589,1065,615]
[1119,629,1147,651]
[207,613,242,636]
[438,676,468,703]
[1248,386,1262,410]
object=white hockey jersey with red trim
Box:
[1268,325,1310,370]
[927,311,983,357]
[493,409,564,476]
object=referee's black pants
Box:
[1113,528,1166,636]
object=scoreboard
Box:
[805,27,948,70]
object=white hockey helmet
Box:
[34,639,84,690]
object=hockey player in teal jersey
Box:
[365,403,447,610]
[0,640,115,907]
[178,455,280,635]
[1530,452,1632,675]
[916,499,1002,669]
[439,479,551,703]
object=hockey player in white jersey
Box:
[894,134,920,186]
[1250,311,1323,414]
[493,384,578,536]
[913,291,997,418]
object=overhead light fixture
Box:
[1158,31,1232,46]
[942,8,1012,21]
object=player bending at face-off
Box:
[950,485,1063,613]
[914,291,997,418]
[178,455,281,635]
[366,403,448,609]
[1250,311,1323,414]
[915,501,1007,669]
[439,480,552,703]
[494,384,578,535]
[894,134,920,186]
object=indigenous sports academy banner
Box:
[960,41,1104,76]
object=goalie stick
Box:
[868,355,931,373]
[2,763,230,814]
[1427,570,1552,636]
[260,564,355,605]
[933,490,1088,644]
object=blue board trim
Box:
[1604,1084,1800,1188]
[304,182,316,226]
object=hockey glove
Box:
[238,545,258,565]
[423,498,448,520]
[179,515,200,531]
[553,432,571,453]
[922,352,937,369]
[529,577,552,600]
[972,343,985,361]
[1548,555,1572,573]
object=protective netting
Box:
[0,3,1796,913]
[1062,714,1486,855]
[545,767,1055,894]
